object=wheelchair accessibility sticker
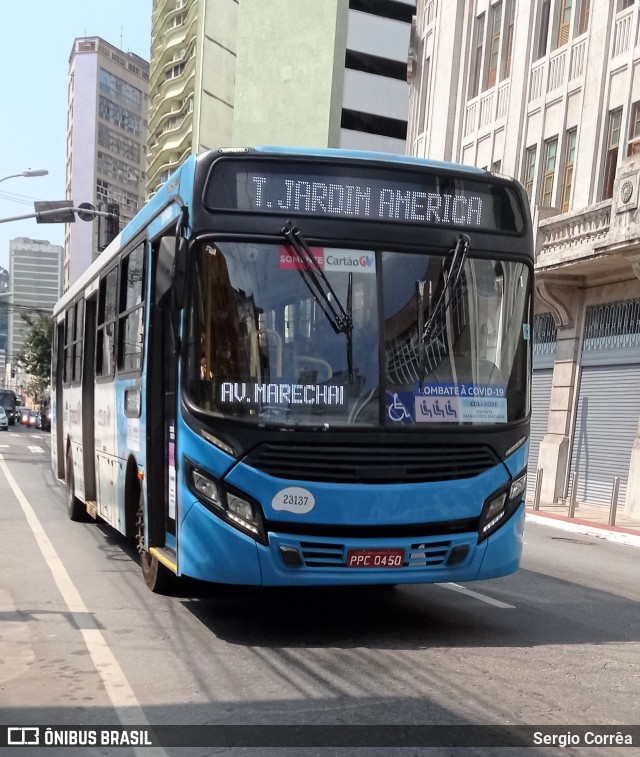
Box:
[385,392,414,424]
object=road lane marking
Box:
[28,446,45,454]
[0,454,168,757]
[437,582,516,608]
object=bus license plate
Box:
[346,549,404,568]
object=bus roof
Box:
[251,145,490,177]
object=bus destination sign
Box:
[206,159,524,232]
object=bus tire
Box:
[136,492,173,593]
[66,449,86,521]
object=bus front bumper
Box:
[179,501,525,586]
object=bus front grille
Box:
[299,542,344,567]
[296,540,457,568]
[244,443,498,484]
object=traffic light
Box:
[98,202,120,251]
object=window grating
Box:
[533,312,557,355]
[583,299,640,351]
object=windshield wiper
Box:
[417,233,470,387]
[282,222,352,335]
[282,222,354,383]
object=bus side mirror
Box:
[156,236,187,310]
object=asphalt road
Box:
[0,424,638,756]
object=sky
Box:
[0,0,153,272]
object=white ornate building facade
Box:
[407,0,640,517]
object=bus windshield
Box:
[186,239,530,428]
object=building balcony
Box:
[147,146,191,197]
[612,5,635,60]
[537,200,612,267]
[149,56,196,117]
[463,80,510,138]
[528,35,587,107]
[536,159,640,282]
[147,117,193,177]
[152,0,197,42]
[150,10,197,72]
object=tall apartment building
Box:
[407,0,640,517]
[147,0,237,193]
[8,238,63,392]
[65,37,149,290]
[147,0,415,195]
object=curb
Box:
[525,512,640,549]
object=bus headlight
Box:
[227,493,254,522]
[509,472,527,501]
[186,461,267,545]
[478,470,527,543]
[192,470,222,504]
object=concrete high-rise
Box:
[147,0,235,194]
[146,0,415,196]
[65,37,149,290]
[8,237,63,394]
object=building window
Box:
[618,0,633,10]
[98,95,142,136]
[418,56,430,134]
[501,0,515,80]
[561,129,577,213]
[603,109,622,201]
[576,0,590,35]
[584,298,640,351]
[536,0,551,59]
[468,14,485,99]
[491,159,502,173]
[166,62,185,80]
[523,145,537,199]
[556,0,572,48]
[628,102,640,156]
[168,11,185,28]
[533,313,558,356]
[540,138,558,207]
[485,2,502,90]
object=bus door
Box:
[82,298,97,502]
[55,321,65,480]
[145,244,178,551]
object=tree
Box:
[17,313,53,402]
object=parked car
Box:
[0,407,8,431]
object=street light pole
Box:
[0,169,48,184]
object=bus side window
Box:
[117,244,146,374]
[96,267,118,378]
[63,306,74,386]
[71,298,84,385]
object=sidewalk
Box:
[525,500,640,548]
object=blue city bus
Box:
[52,147,533,593]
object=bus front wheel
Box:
[66,449,86,521]
[135,492,173,593]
